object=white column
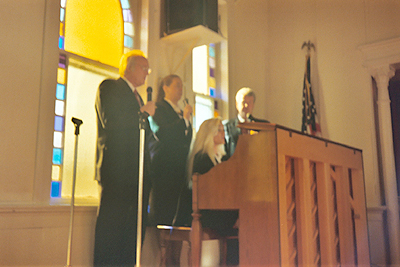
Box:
[371,65,400,265]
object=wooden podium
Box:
[191,122,370,267]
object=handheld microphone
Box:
[147,86,152,102]
[183,98,189,106]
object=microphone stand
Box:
[136,86,152,267]
[65,117,83,267]
[136,112,147,267]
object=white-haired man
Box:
[94,50,155,267]
[223,87,269,157]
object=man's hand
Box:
[183,104,193,121]
[140,101,156,116]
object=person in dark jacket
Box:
[148,74,193,225]
[224,87,269,157]
[148,74,193,266]
[94,49,155,267]
[174,117,239,265]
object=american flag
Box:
[301,53,321,136]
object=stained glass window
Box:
[51,0,135,198]
[192,43,220,129]
[208,43,216,96]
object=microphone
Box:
[147,86,152,102]
[183,98,189,106]
[248,114,254,122]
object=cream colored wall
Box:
[0,1,96,266]
[274,0,400,207]
[0,0,57,203]
[226,0,400,209]
[266,0,381,205]
[0,206,97,267]
[226,0,269,120]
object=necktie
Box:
[241,118,249,134]
[133,89,144,107]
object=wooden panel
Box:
[276,128,362,170]
[316,163,340,266]
[351,169,371,266]
[336,167,356,265]
[196,130,278,209]
[278,156,295,266]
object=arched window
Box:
[51,0,135,200]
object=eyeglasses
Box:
[140,66,151,74]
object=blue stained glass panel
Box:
[52,148,63,164]
[56,84,65,100]
[60,8,65,22]
[51,181,61,198]
[209,87,216,97]
[54,116,64,131]
[209,45,215,57]
[58,37,64,50]
[124,35,133,48]
[120,0,130,9]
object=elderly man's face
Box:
[236,95,255,119]
[125,56,150,87]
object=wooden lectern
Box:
[191,122,370,267]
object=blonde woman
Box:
[174,117,239,265]
[174,117,237,231]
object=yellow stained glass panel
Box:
[52,165,61,181]
[209,77,216,89]
[57,68,66,84]
[64,0,124,68]
[59,23,64,36]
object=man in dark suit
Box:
[224,87,269,157]
[94,50,155,267]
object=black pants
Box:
[94,186,148,267]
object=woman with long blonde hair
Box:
[174,117,239,265]
[174,117,237,230]
[186,117,226,183]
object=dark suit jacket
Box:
[94,77,152,265]
[148,99,192,225]
[223,115,269,157]
[95,77,151,192]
